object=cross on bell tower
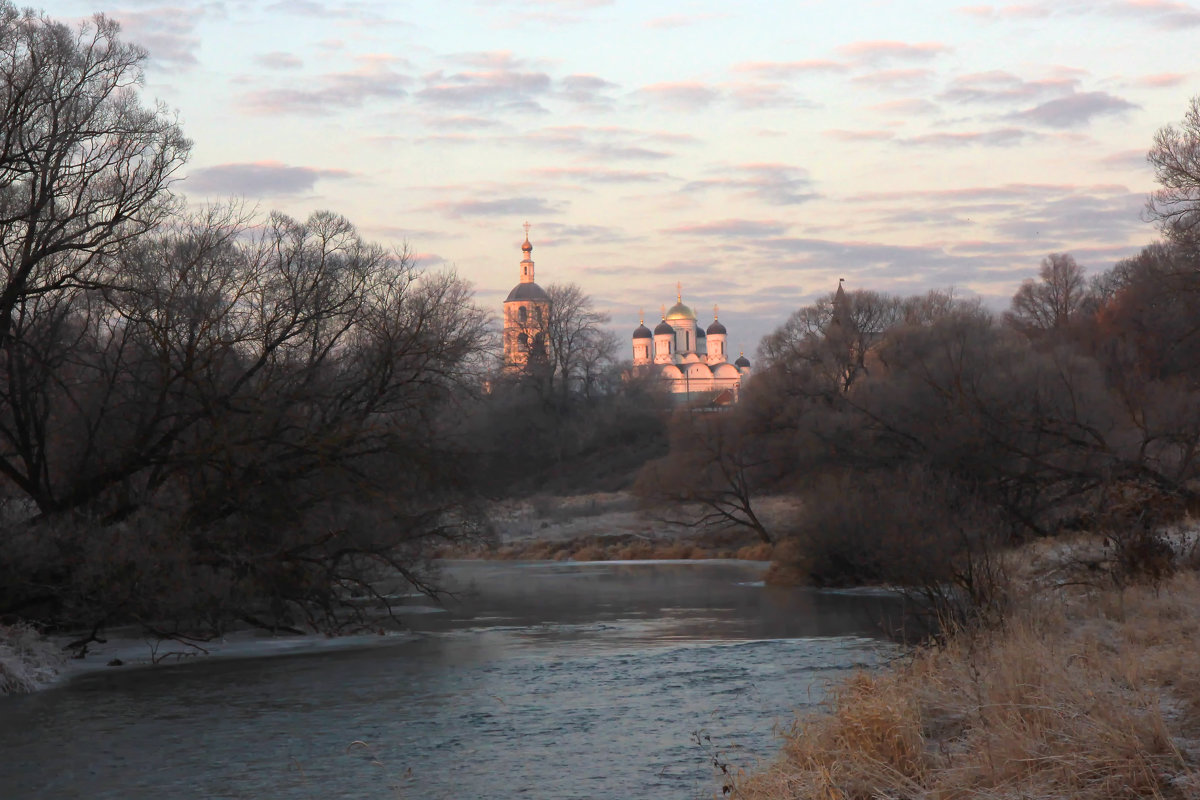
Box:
[519,222,534,283]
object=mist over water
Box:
[0,561,901,799]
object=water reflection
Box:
[0,561,901,800]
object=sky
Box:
[50,0,1200,357]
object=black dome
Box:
[696,324,706,338]
[654,320,674,335]
[505,282,549,302]
[707,320,727,335]
[735,354,750,368]
[633,324,652,339]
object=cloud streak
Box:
[1010,91,1138,128]
[185,161,353,196]
[238,55,410,114]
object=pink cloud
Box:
[958,4,1051,19]
[837,40,952,63]
[824,129,896,141]
[731,59,849,78]
[868,98,940,115]
[644,13,727,28]
[1136,72,1188,87]
[851,69,936,91]
[726,82,806,110]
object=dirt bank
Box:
[443,491,801,561]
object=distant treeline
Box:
[634,97,1200,623]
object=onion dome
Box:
[695,324,706,339]
[735,353,751,368]
[506,282,549,302]
[664,301,696,322]
[664,282,697,322]
[633,323,652,339]
[654,319,674,335]
[707,303,726,335]
[522,238,533,253]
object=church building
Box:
[502,224,550,369]
[631,286,750,403]
[500,226,750,403]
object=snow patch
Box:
[0,623,63,695]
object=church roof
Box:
[654,319,674,335]
[633,324,652,339]
[505,282,549,302]
[735,354,751,368]
[696,324,706,338]
[665,301,696,321]
[706,319,727,335]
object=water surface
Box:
[0,560,901,799]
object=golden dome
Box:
[664,301,696,322]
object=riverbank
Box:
[440,491,797,561]
[0,620,421,696]
[732,537,1200,799]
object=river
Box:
[0,560,902,799]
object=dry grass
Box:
[734,568,1200,800]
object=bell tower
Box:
[503,223,550,369]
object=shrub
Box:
[777,468,1010,628]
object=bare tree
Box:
[634,410,773,543]
[1005,253,1087,336]
[0,7,190,347]
[544,283,616,401]
[0,206,494,634]
[1147,95,1200,253]
[758,288,903,393]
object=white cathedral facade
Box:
[630,286,751,404]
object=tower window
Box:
[518,306,528,323]
[518,332,529,351]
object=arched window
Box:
[518,306,528,323]
[518,332,529,351]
